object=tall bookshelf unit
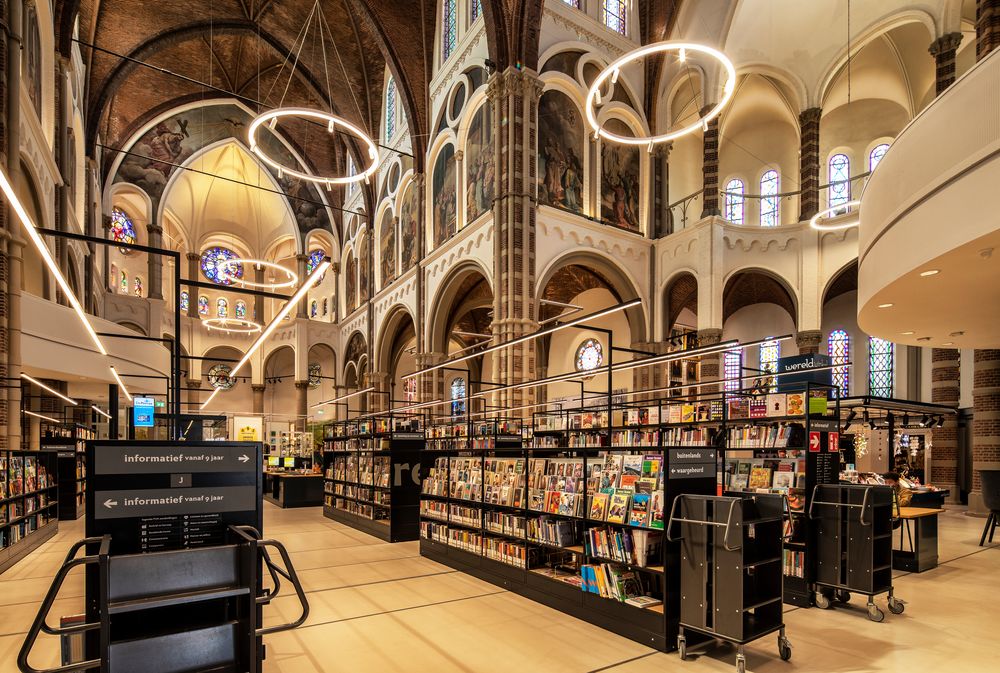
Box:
[322,416,424,542]
[41,424,94,520]
[0,449,58,573]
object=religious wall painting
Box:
[345,254,357,314]
[24,3,42,118]
[600,119,640,231]
[466,103,495,221]
[380,213,397,287]
[432,145,457,248]
[538,90,584,213]
[358,237,370,302]
[400,184,419,272]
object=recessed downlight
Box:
[919,269,940,277]
[878,303,894,309]
[942,342,954,346]
[917,337,932,342]
[901,331,915,335]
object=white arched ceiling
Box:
[160,140,299,258]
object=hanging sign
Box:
[133,397,155,428]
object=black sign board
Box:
[87,440,263,555]
[776,354,832,392]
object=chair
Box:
[979,469,1000,546]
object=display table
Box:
[909,489,950,508]
[264,472,324,508]
[894,507,944,572]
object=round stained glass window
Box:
[575,338,604,372]
[308,363,322,388]
[207,363,236,390]
[201,247,243,286]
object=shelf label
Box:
[94,445,257,474]
[668,463,714,479]
[828,431,840,453]
[669,448,717,463]
[94,486,257,520]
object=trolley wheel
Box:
[888,597,905,614]
[835,590,851,604]
[735,654,746,673]
[778,635,792,661]
[867,604,885,622]
[814,591,832,609]
[677,636,687,661]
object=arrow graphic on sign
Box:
[238,454,250,463]
[104,499,119,509]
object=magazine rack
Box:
[667,493,791,673]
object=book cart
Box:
[418,400,716,651]
[0,449,58,574]
[321,414,424,542]
[40,423,94,520]
[719,383,842,607]
[667,493,790,673]
[810,483,903,621]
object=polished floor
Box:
[1,505,996,672]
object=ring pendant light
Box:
[222,258,299,289]
[202,317,264,334]
[585,42,736,148]
[809,201,861,231]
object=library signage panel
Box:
[133,396,155,428]
[93,486,257,519]
[95,445,257,474]
[670,448,718,463]
[777,354,832,392]
[668,463,714,479]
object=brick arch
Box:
[375,304,417,376]
[481,0,545,72]
[344,330,369,375]
[823,260,858,305]
[426,262,494,354]
[663,271,698,333]
[723,269,797,325]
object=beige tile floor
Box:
[2,505,997,673]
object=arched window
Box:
[442,0,458,61]
[198,296,209,316]
[828,153,851,211]
[180,291,190,312]
[235,300,247,319]
[385,77,397,141]
[575,339,604,372]
[759,170,779,227]
[828,329,850,397]
[603,0,627,34]
[471,0,482,21]
[306,249,327,281]
[724,349,742,392]
[119,271,128,295]
[110,207,137,252]
[450,376,466,416]
[310,300,318,318]
[723,179,745,225]
[347,156,357,195]
[868,337,894,398]
[217,298,228,318]
[133,276,143,297]
[562,0,581,7]
[869,143,890,172]
[201,247,242,286]
[322,298,328,316]
[759,338,781,392]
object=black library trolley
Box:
[668,493,791,673]
[0,449,58,574]
[41,423,94,520]
[322,414,424,542]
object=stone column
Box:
[700,108,720,218]
[369,371,390,413]
[929,33,964,95]
[796,330,823,355]
[655,143,672,237]
[416,352,446,408]
[798,108,821,221]
[253,264,264,322]
[186,252,200,318]
[294,380,309,431]
[930,348,960,501]
[969,349,1000,514]
[146,222,164,299]
[490,67,543,412]
[296,254,308,318]
[631,341,668,402]
[977,0,1000,60]
[698,329,724,394]
[252,384,266,415]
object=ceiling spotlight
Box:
[949,331,965,337]
[878,303,894,309]
[919,269,940,277]
[863,410,870,424]
[920,414,931,427]
[902,414,909,427]
[942,342,954,346]
[845,409,857,424]
[935,416,945,428]
[868,418,878,430]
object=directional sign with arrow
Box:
[809,431,821,452]
[94,445,260,475]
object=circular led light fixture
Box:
[248,108,378,186]
[203,317,263,334]
[809,201,861,231]
[585,42,736,147]
[222,258,298,289]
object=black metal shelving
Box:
[0,449,58,574]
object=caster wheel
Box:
[778,636,792,661]
[888,597,904,614]
[815,592,832,609]
[678,636,686,661]
[868,604,885,622]
[836,590,851,604]
[736,655,746,673]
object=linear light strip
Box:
[0,166,107,355]
[91,405,112,420]
[109,365,133,403]
[353,398,446,419]
[402,299,642,381]
[21,374,78,405]
[312,386,376,409]
[203,259,331,411]
[24,409,62,424]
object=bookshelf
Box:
[41,424,94,521]
[0,449,58,574]
[322,414,424,542]
[418,404,715,651]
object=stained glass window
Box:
[562,0,581,7]
[235,300,247,319]
[198,296,209,316]
[306,249,327,281]
[310,300,318,318]
[217,298,228,318]
[828,329,850,397]
[828,153,851,212]
[471,0,482,21]
[869,143,890,172]
[451,376,466,416]
[201,247,242,286]
[603,0,627,34]
[724,179,744,225]
[868,337,894,398]
[575,339,604,372]
[442,0,457,61]
[119,271,128,295]
[386,77,397,141]
[404,378,417,403]
[180,291,190,312]
[347,156,357,195]
[724,349,742,392]
[308,363,322,389]
[207,363,235,390]
[322,298,328,316]
[760,170,779,227]
[133,276,143,297]
[110,207,136,252]
[759,338,780,392]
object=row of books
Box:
[326,455,391,487]
[783,549,805,578]
[583,528,662,568]
[588,490,665,529]
[1,511,52,548]
[580,564,661,608]
[726,459,805,492]
[0,456,51,499]
[527,516,576,547]
[0,494,51,525]
[486,511,526,538]
[325,495,388,522]
[727,423,803,448]
[326,483,391,507]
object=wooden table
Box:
[894,507,944,572]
